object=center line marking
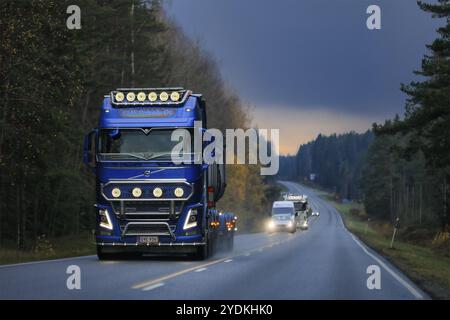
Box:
[224,259,233,263]
[132,257,230,289]
[142,282,164,291]
[195,268,207,272]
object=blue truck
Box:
[83,88,236,260]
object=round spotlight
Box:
[126,92,136,102]
[112,188,121,198]
[132,187,142,198]
[148,92,158,102]
[137,92,146,102]
[174,187,184,198]
[153,187,163,198]
[115,92,125,102]
[159,91,169,102]
[170,91,180,102]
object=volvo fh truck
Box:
[83,88,236,260]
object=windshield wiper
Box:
[98,153,147,160]
[144,152,196,160]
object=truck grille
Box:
[112,201,184,220]
[121,222,175,237]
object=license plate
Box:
[138,236,158,245]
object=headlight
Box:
[267,220,275,229]
[159,91,169,102]
[287,221,293,228]
[99,209,113,230]
[115,92,125,102]
[111,188,121,198]
[183,208,198,230]
[170,91,180,102]
[174,187,184,198]
[132,187,142,198]
[137,92,146,102]
[126,92,136,102]
[148,92,158,102]
[153,187,163,198]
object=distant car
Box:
[312,211,320,216]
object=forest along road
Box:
[0,181,427,299]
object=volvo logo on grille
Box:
[144,170,151,177]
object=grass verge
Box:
[319,192,450,299]
[0,233,95,265]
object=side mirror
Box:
[83,129,97,171]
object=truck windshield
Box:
[272,207,293,215]
[293,201,307,211]
[98,128,194,161]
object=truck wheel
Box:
[96,245,119,261]
[195,243,208,260]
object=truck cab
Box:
[83,88,236,260]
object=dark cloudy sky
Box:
[164,0,443,154]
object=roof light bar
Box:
[110,88,190,106]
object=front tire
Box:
[97,245,119,260]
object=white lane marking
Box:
[244,253,251,257]
[224,259,233,263]
[142,282,165,291]
[195,268,207,272]
[349,233,424,299]
[0,255,96,269]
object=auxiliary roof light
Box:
[115,92,125,102]
[137,92,146,102]
[159,91,169,102]
[170,91,180,102]
[126,92,136,102]
[148,92,158,102]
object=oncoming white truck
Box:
[284,194,311,230]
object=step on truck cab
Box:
[83,88,237,260]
